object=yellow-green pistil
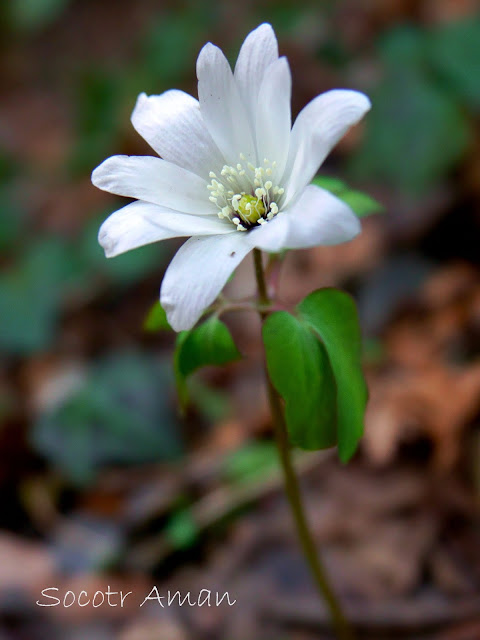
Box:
[236,194,265,226]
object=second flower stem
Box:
[253,248,355,640]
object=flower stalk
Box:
[253,248,355,640]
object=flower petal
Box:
[283,90,371,202]
[197,43,256,165]
[98,200,234,258]
[255,56,291,181]
[131,90,224,179]
[234,23,279,135]
[161,233,251,331]
[247,213,291,253]
[92,155,215,215]
[280,185,361,249]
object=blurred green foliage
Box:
[0,237,78,354]
[4,0,71,32]
[223,442,279,486]
[0,213,165,355]
[31,352,183,485]
[79,213,165,286]
[0,153,27,251]
[354,18,480,193]
[428,18,480,110]
[1,1,479,485]
[312,176,384,217]
[165,508,199,550]
[70,70,125,176]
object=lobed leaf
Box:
[176,316,241,379]
[263,311,337,450]
[298,289,368,462]
[174,316,241,410]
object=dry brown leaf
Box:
[365,364,480,469]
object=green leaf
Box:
[263,312,337,450]
[177,316,241,379]
[312,176,384,218]
[143,301,171,332]
[298,289,368,462]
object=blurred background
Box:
[1,0,480,638]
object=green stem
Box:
[253,248,355,640]
[253,248,270,311]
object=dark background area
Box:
[0,0,480,638]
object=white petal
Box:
[280,185,361,249]
[255,57,291,180]
[283,90,371,202]
[234,23,279,134]
[92,155,215,215]
[247,213,291,253]
[161,233,251,331]
[197,43,256,165]
[131,90,224,179]
[98,200,234,258]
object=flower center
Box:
[207,155,284,231]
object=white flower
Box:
[92,23,371,331]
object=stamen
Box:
[207,156,283,231]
